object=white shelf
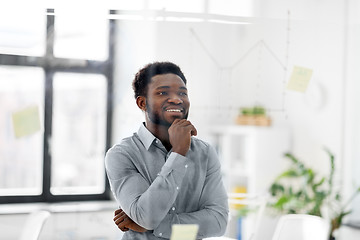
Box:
[211,124,291,192]
[210,125,291,239]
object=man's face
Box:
[145,73,190,127]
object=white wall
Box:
[112,0,347,177]
[344,0,360,223]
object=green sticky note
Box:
[12,105,41,138]
[287,66,313,92]
[170,224,199,240]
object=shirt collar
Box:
[137,123,157,150]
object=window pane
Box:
[0,6,46,56]
[52,73,107,195]
[0,66,44,196]
[54,9,109,61]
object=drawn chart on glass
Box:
[189,11,293,116]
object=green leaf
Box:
[276,169,299,180]
[274,195,290,209]
[335,193,341,201]
[306,169,315,184]
[324,147,335,196]
[270,183,285,195]
[284,153,299,164]
[340,210,352,218]
[288,187,293,195]
[241,107,252,115]
[289,209,297,214]
[253,106,266,115]
[315,191,326,200]
[313,177,325,190]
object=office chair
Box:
[19,210,51,240]
[271,214,330,240]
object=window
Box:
[0,6,46,56]
[0,67,44,196]
[51,73,107,195]
[54,9,109,60]
[0,9,114,203]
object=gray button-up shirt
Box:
[105,123,228,239]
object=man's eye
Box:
[158,92,168,95]
[179,92,188,96]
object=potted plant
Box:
[268,148,360,239]
[237,105,271,126]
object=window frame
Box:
[0,9,114,203]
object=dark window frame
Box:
[0,9,114,203]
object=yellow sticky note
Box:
[12,105,41,138]
[287,66,313,92]
[170,224,199,240]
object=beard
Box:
[146,102,188,127]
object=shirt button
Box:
[172,207,176,211]
[176,186,179,190]
[155,140,159,144]
[185,164,188,168]
[159,233,162,236]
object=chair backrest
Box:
[271,214,330,240]
[19,210,51,240]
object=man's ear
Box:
[136,96,146,111]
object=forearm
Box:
[177,206,228,238]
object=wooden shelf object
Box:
[236,115,272,126]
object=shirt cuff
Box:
[159,152,189,176]
[153,213,174,238]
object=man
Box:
[105,62,228,239]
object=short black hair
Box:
[132,61,187,98]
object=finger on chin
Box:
[172,118,182,124]
[191,130,197,136]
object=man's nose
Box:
[168,95,183,104]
